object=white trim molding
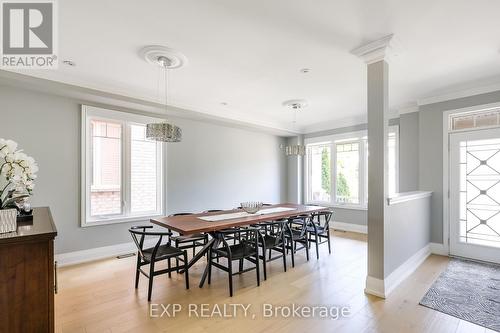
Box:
[418,82,500,106]
[442,101,500,255]
[365,244,431,298]
[331,222,367,234]
[430,242,448,256]
[351,34,394,64]
[387,191,432,205]
[55,239,156,267]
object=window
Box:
[306,144,331,202]
[306,127,398,209]
[82,106,164,226]
[335,141,360,205]
[450,108,500,131]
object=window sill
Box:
[306,202,367,211]
[82,214,164,227]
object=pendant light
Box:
[280,99,308,156]
[140,46,186,142]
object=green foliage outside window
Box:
[321,148,330,194]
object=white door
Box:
[450,128,500,263]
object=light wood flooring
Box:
[55,231,495,333]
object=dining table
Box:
[150,203,328,287]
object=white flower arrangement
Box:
[0,138,38,209]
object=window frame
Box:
[81,105,166,227]
[305,126,399,210]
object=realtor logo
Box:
[1,0,57,68]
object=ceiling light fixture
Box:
[140,46,185,142]
[280,99,308,156]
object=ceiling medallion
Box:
[140,46,186,142]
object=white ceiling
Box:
[8,0,500,134]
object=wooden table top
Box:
[150,203,329,234]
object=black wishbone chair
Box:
[207,228,260,297]
[284,214,310,267]
[255,218,288,280]
[307,210,333,259]
[206,209,242,246]
[129,226,189,302]
[168,212,209,255]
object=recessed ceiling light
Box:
[63,60,76,66]
[300,68,311,74]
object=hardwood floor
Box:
[55,231,493,333]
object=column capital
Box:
[351,34,393,64]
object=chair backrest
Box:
[129,226,171,261]
[168,212,194,217]
[264,218,288,246]
[313,210,333,229]
[288,214,311,237]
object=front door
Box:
[449,128,500,263]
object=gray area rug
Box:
[420,258,500,332]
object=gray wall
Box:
[385,196,431,276]
[419,90,500,244]
[0,85,287,254]
[399,112,419,192]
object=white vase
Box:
[0,209,17,233]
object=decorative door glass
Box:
[459,138,500,248]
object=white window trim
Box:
[442,101,500,254]
[81,105,166,227]
[304,126,399,210]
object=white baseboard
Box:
[364,275,386,298]
[55,240,155,267]
[429,242,448,256]
[365,244,431,299]
[331,221,367,234]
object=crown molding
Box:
[417,81,500,106]
[0,70,299,137]
[394,102,419,115]
[300,114,368,134]
[351,34,394,64]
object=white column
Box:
[352,35,393,298]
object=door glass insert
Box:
[459,138,500,248]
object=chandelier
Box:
[140,46,184,142]
[280,99,308,156]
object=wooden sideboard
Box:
[0,207,57,333]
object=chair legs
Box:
[315,233,320,260]
[184,251,190,290]
[135,254,141,289]
[228,260,233,297]
[140,252,189,302]
[281,241,287,272]
[167,258,172,278]
[207,249,212,285]
[261,245,267,281]
[255,255,260,287]
[147,261,155,302]
[327,230,332,254]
